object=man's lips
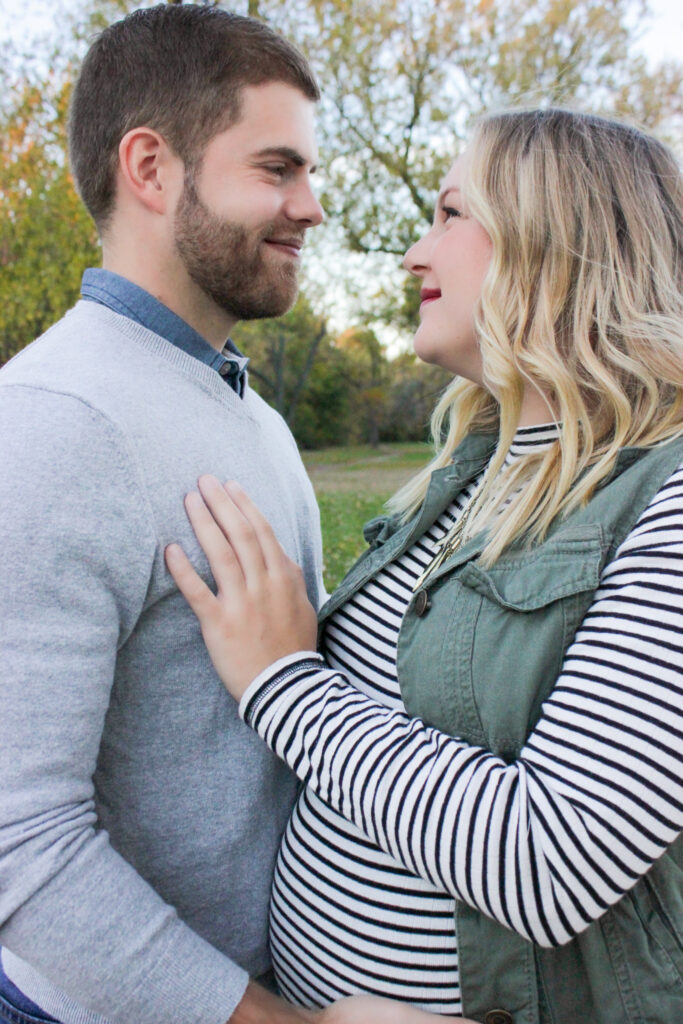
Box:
[264,238,304,258]
[420,288,441,306]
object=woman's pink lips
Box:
[420,289,441,307]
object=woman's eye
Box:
[442,205,461,221]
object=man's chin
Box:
[219,285,298,322]
[241,296,298,321]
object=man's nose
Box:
[287,179,324,226]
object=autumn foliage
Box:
[0,74,99,365]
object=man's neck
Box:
[101,250,236,352]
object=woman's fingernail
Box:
[198,474,220,490]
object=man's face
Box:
[174,81,323,322]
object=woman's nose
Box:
[403,234,430,276]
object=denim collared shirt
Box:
[81,268,248,397]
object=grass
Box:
[301,442,431,591]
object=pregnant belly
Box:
[269,787,462,1014]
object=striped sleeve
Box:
[239,464,683,948]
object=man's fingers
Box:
[165,542,218,620]
[318,995,483,1024]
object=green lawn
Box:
[301,442,431,591]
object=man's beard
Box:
[174,174,300,321]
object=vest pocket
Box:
[457,525,607,611]
[454,526,610,759]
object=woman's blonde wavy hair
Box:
[389,108,683,564]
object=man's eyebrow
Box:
[253,146,318,172]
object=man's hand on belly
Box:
[319,994,481,1023]
[228,984,481,1023]
[228,982,316,1022]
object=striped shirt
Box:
[241,425,683,1013]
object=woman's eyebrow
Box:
[437,186,461,205]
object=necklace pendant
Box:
[411,484,483,593]
[413,526,469,592]
[413,540,450,592]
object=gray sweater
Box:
[0,301,325,1024]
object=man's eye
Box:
[265,165,288,177]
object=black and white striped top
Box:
[240,425,683,1014]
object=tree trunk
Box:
[285,322,326,425]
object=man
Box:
[0,5,325,1022]
[0,6,479,1023]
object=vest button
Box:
[414,589,431,616]
[484,1010,514,1024]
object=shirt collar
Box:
[81,268,248,397]
[501,422,560,465]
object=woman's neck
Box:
[518,383,557,426]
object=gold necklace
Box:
[413,483,484,592]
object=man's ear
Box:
[117,127,181,215]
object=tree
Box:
[335,326,389,447]
[232,295,327,420]
[382,352,452,443]
[232,295,353,448]
[263,0,682,337]
[2,0,681,394]
[0,75,99,365]
[273,0,683,261]
[0,0,245,365]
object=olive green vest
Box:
[319,433,683,1024]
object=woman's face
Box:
[403,155,492,383]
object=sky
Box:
[2,0,683,64]
[634,0,683,62]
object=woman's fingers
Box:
[223,480,292,571]
[196,475,294,578]
[168,479,318,698]
[164,542,218,621]
[197,475,271,580]
[175,476,296,596]
[184,487,246,593]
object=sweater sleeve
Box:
[239,463,683,949]
[0,385,247,1024]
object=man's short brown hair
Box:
[68,3,320,230]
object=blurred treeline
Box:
[2,0,681,448]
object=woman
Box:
[166,109,683,1024]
